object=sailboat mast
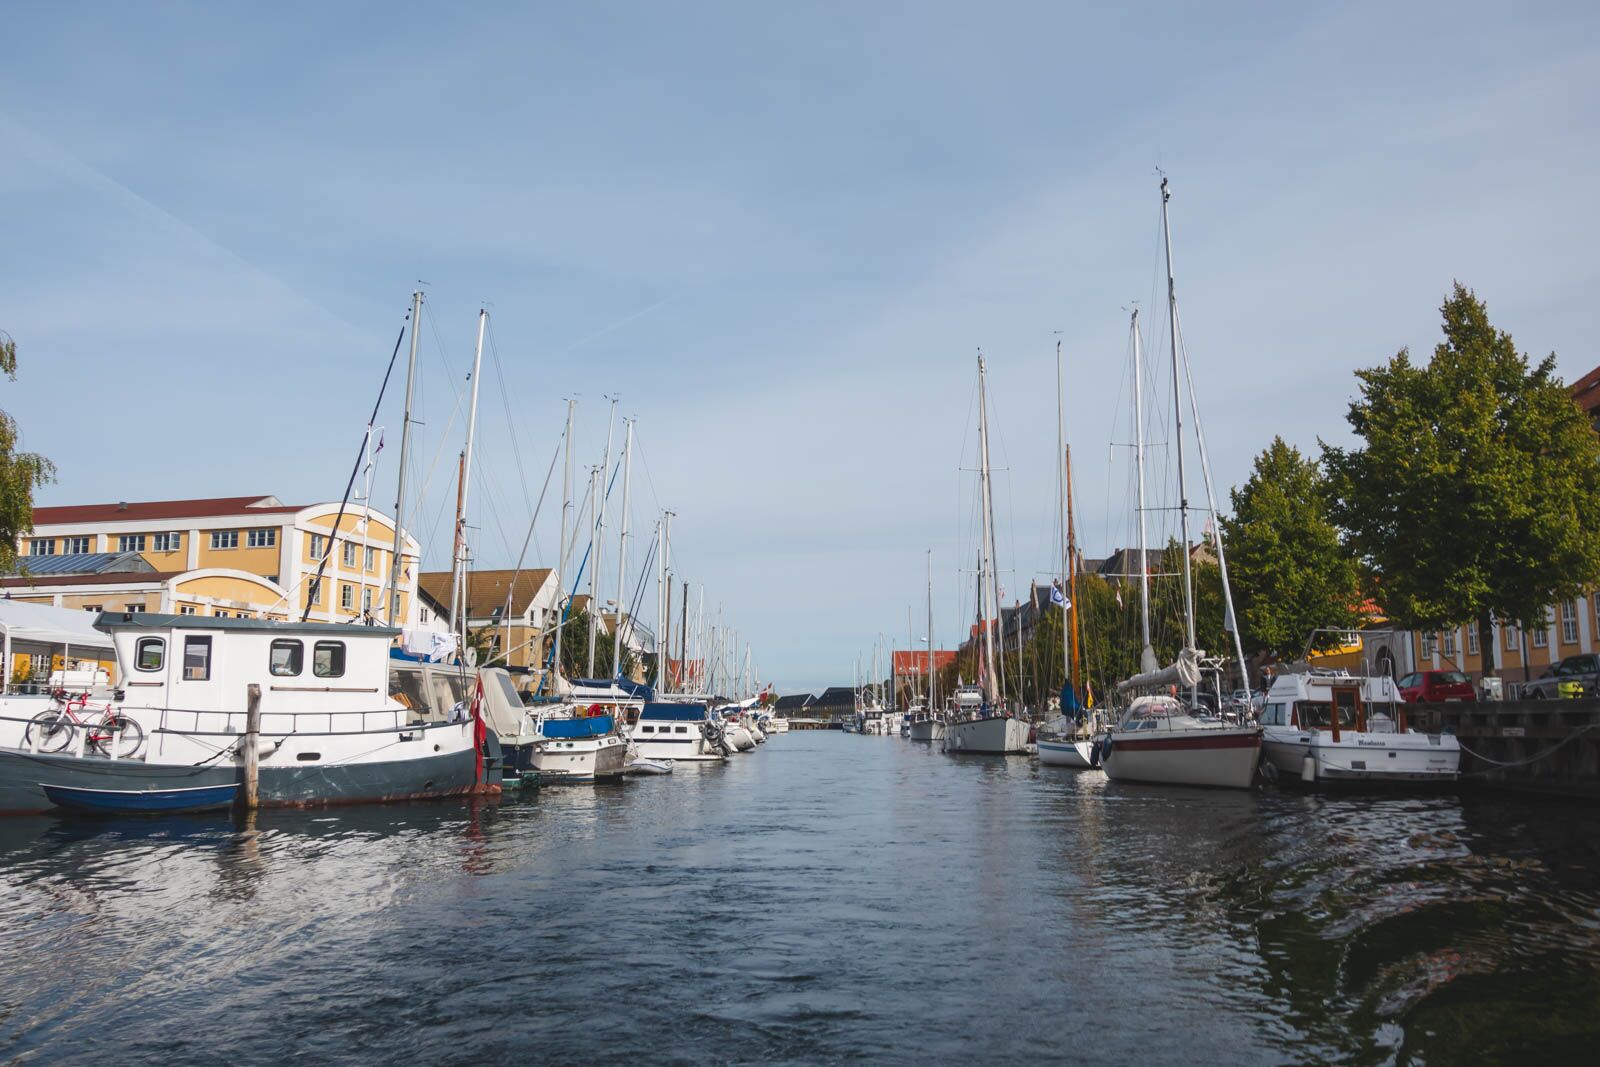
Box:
[976,354,1001,708]
[610,419,634,680]
[448,309,487,649]
[552,399,576,685]
[926,549,935,712]
[1056,339,1070,693]
[387,291,422,626]
[1132,309,1154,661]
[660,511,673,693]
[1067,445,1081,697]
[587,398,617,677]
[1162,176,1198,651]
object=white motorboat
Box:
[1101,695,1261,789]
[525,706,629,782]
[907,710,946,742]
[629,701,730,761]
[946,713,1030,754]
[1260,669,1460,787]
[1036,709,1106,768]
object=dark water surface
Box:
[2,732,1598,1064]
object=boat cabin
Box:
[1260,670,1404,738]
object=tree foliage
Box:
[1222,437,1362,658]
[0,331,56,574]
[554,608,635,681]
[1322,284,1600,671]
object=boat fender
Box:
[1300,755,1316,783]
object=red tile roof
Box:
[892,650,957,673]
[32,496,302,526]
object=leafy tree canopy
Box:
[1322,284,1600,670]
[0,332,56,574]
[1222,437,1362,658]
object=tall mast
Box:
[584,466,601,675]
[658,511,673,692]
[448,309,487,651]
[976,353,1001,709]
[926,549,935,713]
[1056,339,1070,695]
[387,290,422,626]
[907,605,916,704]
[1162,176,1198,652]
[1131,309,1155,669]
[551,399,576,686]
[679,580,688,694]
[609,419,634,680]
[587,398,617,677]
[1067,445,1081,700]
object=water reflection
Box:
[0,735,1597,1063]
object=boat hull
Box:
[0,740,489,815]
[42,782,238,814]
[1102,728,1261,789]
[527,732,629,783]
[1263,728,1461,787]
[945,716,1029,754]
[908,719,945,742]
[1036,737,1098,768]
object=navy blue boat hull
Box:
[42,781,239,814]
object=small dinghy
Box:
[42,782,239,815]
[623,758,674,776]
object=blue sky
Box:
[3,1,1597,693]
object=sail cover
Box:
[1117,646,1203,692]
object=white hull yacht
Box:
[946,713,1030,754]
[1101,695,1261,789]
[1260,669,1460,787]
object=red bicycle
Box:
[24,690,145,759]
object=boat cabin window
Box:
[269,639,303,677]
[430,672,468,717]
[183,636,212,681]
[1260,702,1288,726]
[641,725,655,733]
[1294,701,1358,729]
[493,672,523,709]
[676,726,689,734]
[389,668,428,713]
[135,637,165,672]
[313,641,346,678]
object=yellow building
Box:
[417,568,558,670]
[18,495,421,624]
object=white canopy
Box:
[0,600,115,650]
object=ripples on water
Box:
[1,733,1597,1064]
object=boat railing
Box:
[152,704,452,738]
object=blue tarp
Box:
[640,702,707,722]
[540,716,615,739]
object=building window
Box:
[247,528,277,548]
[419,608,430,624]
[182,636,212,681]
[307,582,322,607]
[310,534,327,559]
[313,641,346,678]
[151,532,182,553]
[342,542,356,567]
[1533,626,1548,648]
[210,530,238,550]
[28,538,55,556]
[1562,600,1579,644]
[1441,630,1457,657]
[1505,627,1520,652]
[135,637,165,672]
[270,639,303,677]
[340,584,354,611]
[119,534,146,552]
[1466,628,1479,656]
[364,545,376,571]
[179,605,197,615]
[1420,633,1436,657]
[125,603,146,613]
[214,611,229,618]
[64,536,90,555]
[362,587,373,614]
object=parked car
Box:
[1522,654,1600,699]
[1396,670,1477,703]
[1229,688,1266,714]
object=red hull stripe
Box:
[1113,733,1262,752]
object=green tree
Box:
[0,332,56,573]
[1222,438,1362,658]
[554,609,635,681]
[1322,284,1600,675]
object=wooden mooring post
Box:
[242,683,261,810]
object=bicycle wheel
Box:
[25,709,76,753]
[90,712,144,759]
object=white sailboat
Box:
[908,551,946,741]
[1101,177,1261,790]
[946,354,1030,756]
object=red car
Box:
[1396,670,1477,703]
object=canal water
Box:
[1,731,1597,1064]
